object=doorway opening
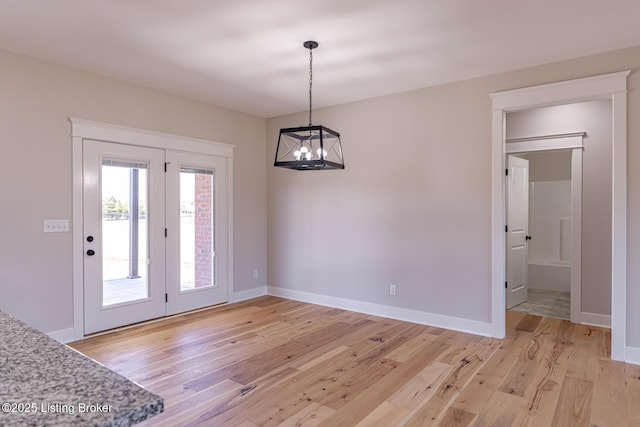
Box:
[71,118,235,339]
[490,71,629,362]
[506,147,579,322]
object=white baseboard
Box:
[231,286,267,303]
[626,346,640,366]
[581,312,611,328]
[47,327,75,344]
[267,286,492,337]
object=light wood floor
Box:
[69,296,640,426]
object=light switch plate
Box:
[44,219,69,233]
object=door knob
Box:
[87,249,95,256]
[525,235,532,241]
[86,235,94,242]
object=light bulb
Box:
[300,146,309,153]
[316,148,328,158]
[294,150,301,160]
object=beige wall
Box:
[2,42,640,348]
[517,151,572,182]
[507,100,612,316]
[267,45,640,346]
[0,49,267,333]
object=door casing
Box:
[71,118,234,340]
[490,71,629,361]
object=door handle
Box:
[87,249,95,256]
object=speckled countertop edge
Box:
[0,310,163,426]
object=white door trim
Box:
[505,132,585,153]
[71,118,235,340]
[490,70,629,362]
[570,148,583,324]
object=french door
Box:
[83,140,228,334]
[165,150,228,315]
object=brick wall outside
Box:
[194,174,213,287]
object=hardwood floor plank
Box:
[67,297,634,427]
[590,358,629,427]
[436,406,476,427]
[355,323,426,366]
[498,358,539,397]
[315,341,454,427]
[388,361,451,410]
[385,329,440,362]
[551,376,594,427]
[510,318,577,426]
[472,391,521,427]
[296,345,351,371]
[397,338,500,426]
[565,324,604,383]
[625,363,640,426]
[354,401,407,427]
[183,321,367,391]
[193,331,397,426]
[452,330,529,415]
[278,403,336,427]
[515,314,542,333]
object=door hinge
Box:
[165,293,168,303]
[165,228,168,237]
[505,168,509,176]
[164,162,168,172]
[505,281,508,289]
[505,225,508,232]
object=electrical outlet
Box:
[389,284,397,296]
[253,269,259,279]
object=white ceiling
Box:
[1,0,640,118]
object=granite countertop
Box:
[0,311,163,426]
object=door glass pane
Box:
[180,167,214,291]
[101,160,149,306]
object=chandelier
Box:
[274,41,345,170]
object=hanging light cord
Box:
[308,45,313,126]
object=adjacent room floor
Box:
[508,288,570,321]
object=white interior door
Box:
[506,155,530,309]
[83,140,166,334]
[165,151,229,314]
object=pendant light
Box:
[274,41,345,170]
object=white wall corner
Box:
[47,328,76,344]
[267,286,492,337]
[231,286,267,303]
[625,346,640,366]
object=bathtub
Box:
[528,180,572,293]
[528,261,570,292]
